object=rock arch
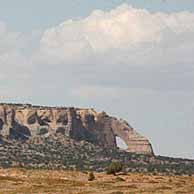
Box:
[110,118,153,155]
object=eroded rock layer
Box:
[0,103,153,155]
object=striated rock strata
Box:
[0,103,153,155]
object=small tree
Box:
[88,171,95,181]
[106,161,123,175]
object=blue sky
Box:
[1,0,194,31]
[0,0,194,159]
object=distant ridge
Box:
[0,103,153,154]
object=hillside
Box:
[0,103,194,175]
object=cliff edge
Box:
[0,103,153,155]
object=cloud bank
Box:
[34,4,194,92]
[39,4,194,63]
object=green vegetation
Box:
[0,135,194,175]
[115,176,125,182]
[88,172,95,181]
[110,192,124,194]
[106,161,123,175]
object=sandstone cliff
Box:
[0,103,153,155]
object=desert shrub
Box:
[115,176,125,182]
[106,161,123,175]
[37,128,48,135]
[110,192,124,194]
[88,172,95,181]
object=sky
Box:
[0,0,194,159]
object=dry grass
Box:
[0,168,193,194]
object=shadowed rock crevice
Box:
[9,122,31,140]
[0,119,3,130]
[37,127,49,136]
[27,114,37,125]
[70,114,98,144]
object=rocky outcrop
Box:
[0,103,153,155]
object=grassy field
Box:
[0,168,193,194]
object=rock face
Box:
[0,103,153,155]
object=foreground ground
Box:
[0,169,193,194]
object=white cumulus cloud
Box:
[38,4,194,64]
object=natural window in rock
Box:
[115,136,128,150]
